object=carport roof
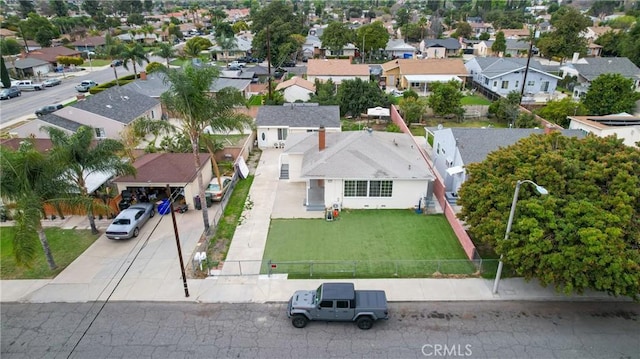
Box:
[114,153,210,185]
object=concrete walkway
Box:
[0,149,630,304]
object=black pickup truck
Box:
[287,282,389,330]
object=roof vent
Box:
[106,105,112,108]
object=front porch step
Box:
[279,164,289,179]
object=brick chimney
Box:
[318,126,326,151]
[140,71,147,80]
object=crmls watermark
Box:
[421,344,473,357]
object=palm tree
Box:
[0,140,70,270]
[182,40,203,59]
[160,64,248,232]
[132,116,175,149]
[121,43,150,78]
[41,126,136,235]
[153,42,176,67]
[215,36,236,65]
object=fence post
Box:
[268,259,272,277]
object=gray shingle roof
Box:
[14,57,50,69]
[573,57,640,81]
[472,57,557,79]
[443,128,585,164]
[72,86,159,124]
[122,72,168,97]
[286,131,434,180]
[256,104,340,128]
[38,114,84,132]
[424,38,461,50]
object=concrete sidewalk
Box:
[0,149,630,304]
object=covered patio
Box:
[403,74,463,95]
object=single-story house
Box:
[384,39,417,59]
[12,57,52,77]
[255,104,341,149]
[428,127,585,198]
[281,129,435,210]
[275,76,315,103]
[380,58,468,92]
[113,153,212,210]
[420,38,461,58]
[568,113,640,148]
[306,59,370,84]
[70,36,107,53]
[465,56,561,97]
[208,35,252,61]
[22,46,82,68]
[561,57,640,100]
[124,71,252,99]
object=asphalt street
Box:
[2,301,638,359]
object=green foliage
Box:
[457,133,640,300]
[153,42,176,67]
[386,123,402,133]
[478,32,490,41]
[453,22,473,39]
[0,38,22,55]
[145,61,165,73]
[514,112,540,128]
[56,56,83,66]
[488,91,521,124]
[250,2,305,67]
[120,43,149,76]
[399,97,427,124]
[357,21,390,60]
[427,80,464,120]
[336,78,391,117]
[582,73,639,115]
[491,31,506,54]
[320,21,354,55]
[537,6,591,61]
[1,58,10,88]
[536,98,587,128]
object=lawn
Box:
[461,95,492,105]
[261,210,475,278]
[0,227,99,279]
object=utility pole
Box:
[361,34,365,64]
[165,184,189,298]
[519,26,538,106]
[267,25,272,101]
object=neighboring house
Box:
[12,57,52,77]
[125,71,252,99]
[586,42,603,57]
[428,127,585,196]
[498,28,531,39]
[209,34,252,61]
[303,33,323,59]
[113,153,212,210]
[561,57,640,100]
[71,36,107,53]
[568,113,640,148]
[581,26,613,42]
[22,46,81,67]
[9,86,163,140]
[384,39,417,59]
[476,39,531,57]
[469,22,494,36]
[306,59,369,84]
[380,58,468,93]
[466,57,561,97]
[0,28,17,39]
[420,38,461,58]
[281,129,435,210]
[255,104,341,149]
[326,42,357,58]
[117,32,161,44]
[275,76,316,103]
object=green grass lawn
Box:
[0,227,99,279]
[247,95,263,106]
[262,210,475,278]
[461,95,492,105]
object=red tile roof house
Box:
[306,59,370,84]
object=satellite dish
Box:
[437,124,443,130]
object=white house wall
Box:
[257,126,341,149]
[287,153,305,182]
[569,121,640,148]
[324,178,430,209]
[283,86,313,102]
[432,130,465,192]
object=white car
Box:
[205,176,232,201]
[105,203,155,240]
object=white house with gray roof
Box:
[560,57,640,100]
[255,104,341,149]
[429,127,585,198]
[466,57,561,97]
[282,129,435,210]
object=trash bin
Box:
[194,195,202,210]
[205,193,213,207]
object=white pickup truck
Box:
[12,80,45,91]
[228,60,247,69]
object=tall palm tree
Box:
[132,116,175,148]
[160,64,248,232]
[0,141,70,270]
[215,35,236,65]
[153,42,176,67]
[41,126,136,235]
[182,40,203,59]
[121,43,150,78]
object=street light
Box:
[492,179,548,294]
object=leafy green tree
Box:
[41,126,136,235]
[0,140,70,270]
[399,97,428,124]
[478,32,490,41]
[395,7,410,28]
[215,22,234,39]
[457,133,640,300]
[536,97,587,128]
[337,78,391,117]
[1,58,10,88]
[582,73,640,115]
[427,80,464,120]
[357,21,390,62]
[153,42,176,67]
[453,22,473,39]
[0,38,21,55]
[132,116,175,151]
[308,79,339,106]
[491,31,506,55]
[320,21,354,56]
[594,30,625,57]
[620,21,640,67]
[145,61,165,73]
[49,0,68,17]
[121,43,150,77]
[488,91,521,125]
[514,112,540,128]
[537,6,591,61]
[18,0,35,17]
[250,2,305,67]
[232,20,249,33]
[22,14,59,43]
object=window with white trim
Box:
[501,81,509,89]
[95,128,106,139]
[369,180,393,197]
[345,180,392,197]
[277,128,288,140]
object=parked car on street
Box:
[205,176,232,201]
[35,104,64,117]
[43,78,62,87]
[0,87,21,100]
[76,80,98,92]
[105,203,155,240]
[13,80,45,91]
[110,59,123,67]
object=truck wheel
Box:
[356,316,373,330]
[291,315,308,328]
